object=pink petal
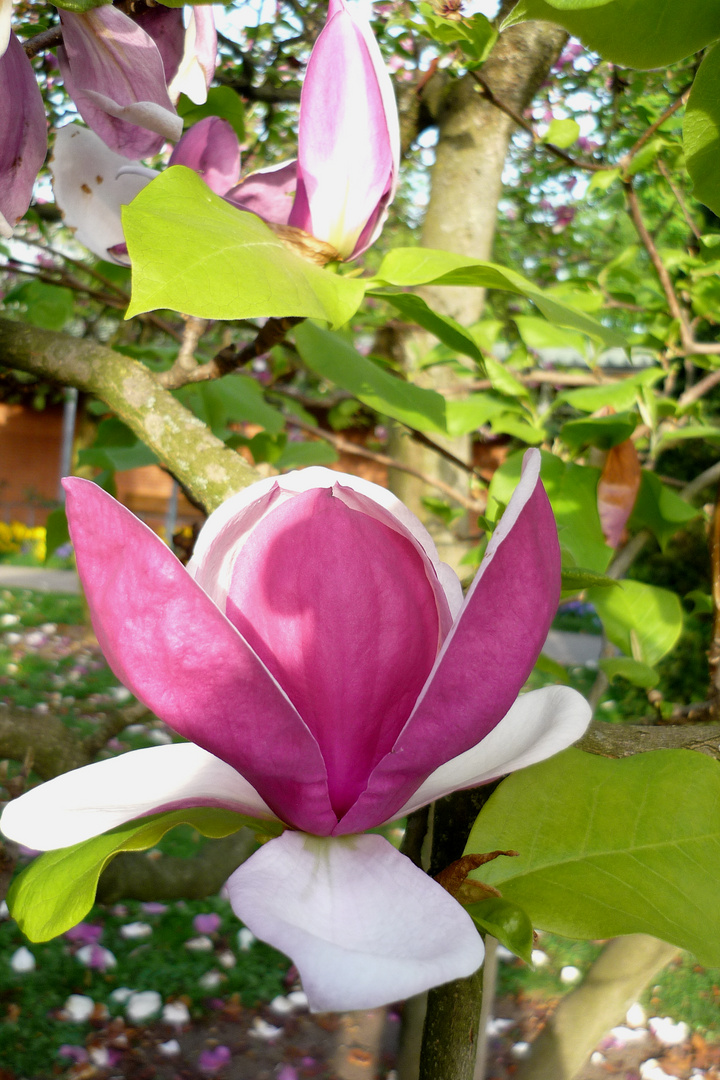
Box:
[51,124,155,263]
[225,160,298,225]
[0,33,47,237]
[288,0,399,257]
[133,5,185,86]
[338,449,561,833]
[0,0,11,57]
[223,486,441,818]
[395,686,592,816]
[167,7,216,105]
[62,479,335,835]
[169,117,240,196]
[0,743,278,850]
[226,831,484,1011]
[58,7,182,159]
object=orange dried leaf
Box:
[597,439,642,548]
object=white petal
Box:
[188,466,463,622]
[51,124,157,263]
[0,0,10,58]
[226,831,484,1012]
[80,91,183,143]
[395,685,592,817]
[0,743,276,850]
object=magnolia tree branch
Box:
[0,318,259,511]
[578,721,720,759]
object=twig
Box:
[471,70,606,173]
[657,159,702,241]
[284,417,486,513]
[625,180,720,357]
[160,317,210,387]
[681,459,720,502]
[21,25,62,58]
[406,427,487,483]
[678,368,720,409]
[619,90,690,170]
[158,316,304,389]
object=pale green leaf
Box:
[588,579,683,666]
[124,167,365,329]
[466,897,534,964]
[466,748,720,967]
[444,393,508,436]
[8,808,280,942]
[599,656,660,687]
[556,368,663,412]
[685,45,720,218]
[483,356,529,397]
[373,249,625,348]
[177,86,245,140]
[561,567,620,591]
[588,168,621,194]
[544,118,581,148]
[293,322,447,433]
[628,471,699,551]
[514,315,589,354]
[371,291,483,364]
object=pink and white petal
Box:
[133,5,185,86]
[58,7,181,159]
[225,160,298,226]
[51,125,155,264]
[63,479,335,836]
[0,0,11,58]
[169,117,240,196]
[188,467,462,624]
[0,33,47,238]
[0,743,277,851]
[168,7,216,104]
[288,0,398,256]
[394,686,592,818]
[337,449,561,834]
[226,831,484,1012]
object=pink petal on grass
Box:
[0,34,47,237]
[338,449,561,833]
[288,0,399,257]
[225,160,298,225]
[395,686,592,816]
[169,117,240,196]
[51,124,154,264]
[226,831,484,1012]
[62,479,335,836]
[58,6,181,159]
[0,743,277,850]
[224,486,440,819]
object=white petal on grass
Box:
[120,922,152,940]
[198,970,223,990]
[627,1002,647,1028]
[396,685,592,818]
[218,950,236,969]
[226,831,484,1013]
[162,1002,190,1026]
[0,742,275,850]
[251,1018,283,1040]
[110,988,135,1004]
[63,995,95,1022]
[76,945,117,969]
[126,990,162,1022]
[237,928,255,951]
[531,950,549,967]
[10,946,35,972]
[287,990,309,1010]
[648,1017,690,1047]
[159,1040,181,1056]
[185,935,213,952]
[270,996,294,1016]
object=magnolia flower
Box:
[0,453,590,1011]
[57,5,182,159]
[0,33,47,238]
[52,0,398,262]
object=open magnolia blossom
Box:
[0,452,591,1011]
[51,0,399,264]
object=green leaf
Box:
[686,589,714,615]
[556,368,663,412]
[598,656,660,687]
[502,0,720,68]
[8,808,281,942]
[588,578,683,665]
[561,567,620,591]
[628,471,699,551]
[656,424,720,450]
[52,0,110,10]
[465,897,535,964]
[544,118,580,148]
[179,375,285,436]
[533,652,570,684]
[483,356,529,398]
[177,86,245,141]
[685,45,720,218]
[587,168,621,194]
[372,290,483,364]
[489,412,545,445]
[560,411,637,450]
[465,748,720,967]
[124,167,365,329]
[418,5,497,63]
[293,322,447,433]
[445,393,508,437]
[490,451,612,572]
[7,281,75,331]
[44,508,70,564]
[514,315,589,355]
[275,439,338,469]
[373,249,625,348]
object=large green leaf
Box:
[629,471,699,550]
[371,291,483,364]
[8,808,281,942]
[685,45,720,217]
[293,322,447,433]
[176,375,285,437]
[503,0,720,67]
[177,86,245,141]
[372,249,625,348]
[124,167,365,329]
[556,368,663,413]
[418,4,497,64]
[466,897,534,964]
[560,411,638,450]
[465,749,720,967]
[445,393,508,437]
[588,578,683,665]
[490,451,612,572]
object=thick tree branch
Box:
[578,721,720,760]
[0,318,259,511]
